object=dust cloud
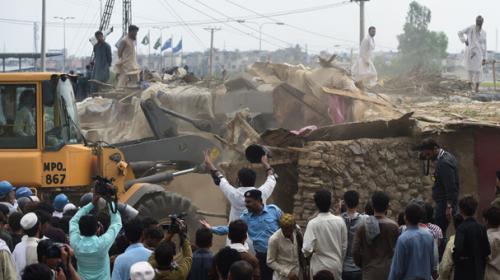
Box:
[166,173,229,251]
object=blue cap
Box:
[53,193,69,211]
[0,181,15,198]
[15,187,33,199]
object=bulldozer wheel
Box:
[132,189,202,240]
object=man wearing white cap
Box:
[63,203,77,214]
[12,212,41,277]
[130,261,155,280]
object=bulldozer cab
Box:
[0,73,94,188]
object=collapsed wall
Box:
[293,137,433,226]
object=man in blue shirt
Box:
[240,189,281,280]
[69,191,122,280]
[112,217,152,280]
[388,203,435,280]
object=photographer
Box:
[37,239,80,280]
[149,218,193,280]
[69,188,122,280]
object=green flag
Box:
[141,34,150,45]
[153,37,161,50]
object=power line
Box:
[194,0,293,49]
[224,0,395,50]
[157,0,206,49]
[176,0,288,50]
[0,1,356,28]
[68,0,93,53]
[72,9,100,57]
[225,0,357,45]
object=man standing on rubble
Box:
[91,31,112,88]
[458,15,487,93]
[114,25,140,88]
[351,26,378,89]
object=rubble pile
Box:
[248,62,396,128]
[409,99,500,126]
[376,69,470,95]
[293,138,433,226]
[78,82,214,143]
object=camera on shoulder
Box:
[92,176,119,213]
[46,243,64,259]
[160,213,187,234]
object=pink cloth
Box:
[290,125,318,136]
[328,95,348,123]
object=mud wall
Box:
[432,128,500,215]
[293,137,433,226]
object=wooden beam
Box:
[322,86,393,107]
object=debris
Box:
[322,86,394,107]
[374,68,470,96]
[471,93,500,102]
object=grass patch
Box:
[480,81,499,88]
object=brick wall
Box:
[293,137,434,226]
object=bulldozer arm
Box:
[115,133,221,170]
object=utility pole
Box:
[236,20,284,52]
[496,28,498,53]
[359,0,365,43]
[41,0,46,71]
[33,22,39,53]
[54,16,75,72]
[122,0,132,37]
[99,0,103,23]
[352,0,370,45]
[33,22,39,71]
[204,27,221,80]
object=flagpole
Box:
[148,29,151,69]
[171,34,174,67]
[160,33,163,71]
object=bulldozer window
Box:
[0,84,37,148]
[43,78,82,151]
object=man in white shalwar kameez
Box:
[352,26,378,89]
[458,16,487,93]
[114,25,140,88]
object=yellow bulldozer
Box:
[0,72,221,232]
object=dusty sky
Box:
[0,0,498,57]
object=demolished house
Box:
[219,62,500,224]
[77,61,500,224]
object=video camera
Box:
[92,176,118,213]
[46,243,66,259]
[160,213,187,234]
[93,176,116,197]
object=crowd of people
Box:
[0,139,499,280]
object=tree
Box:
[396,1,448,72]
